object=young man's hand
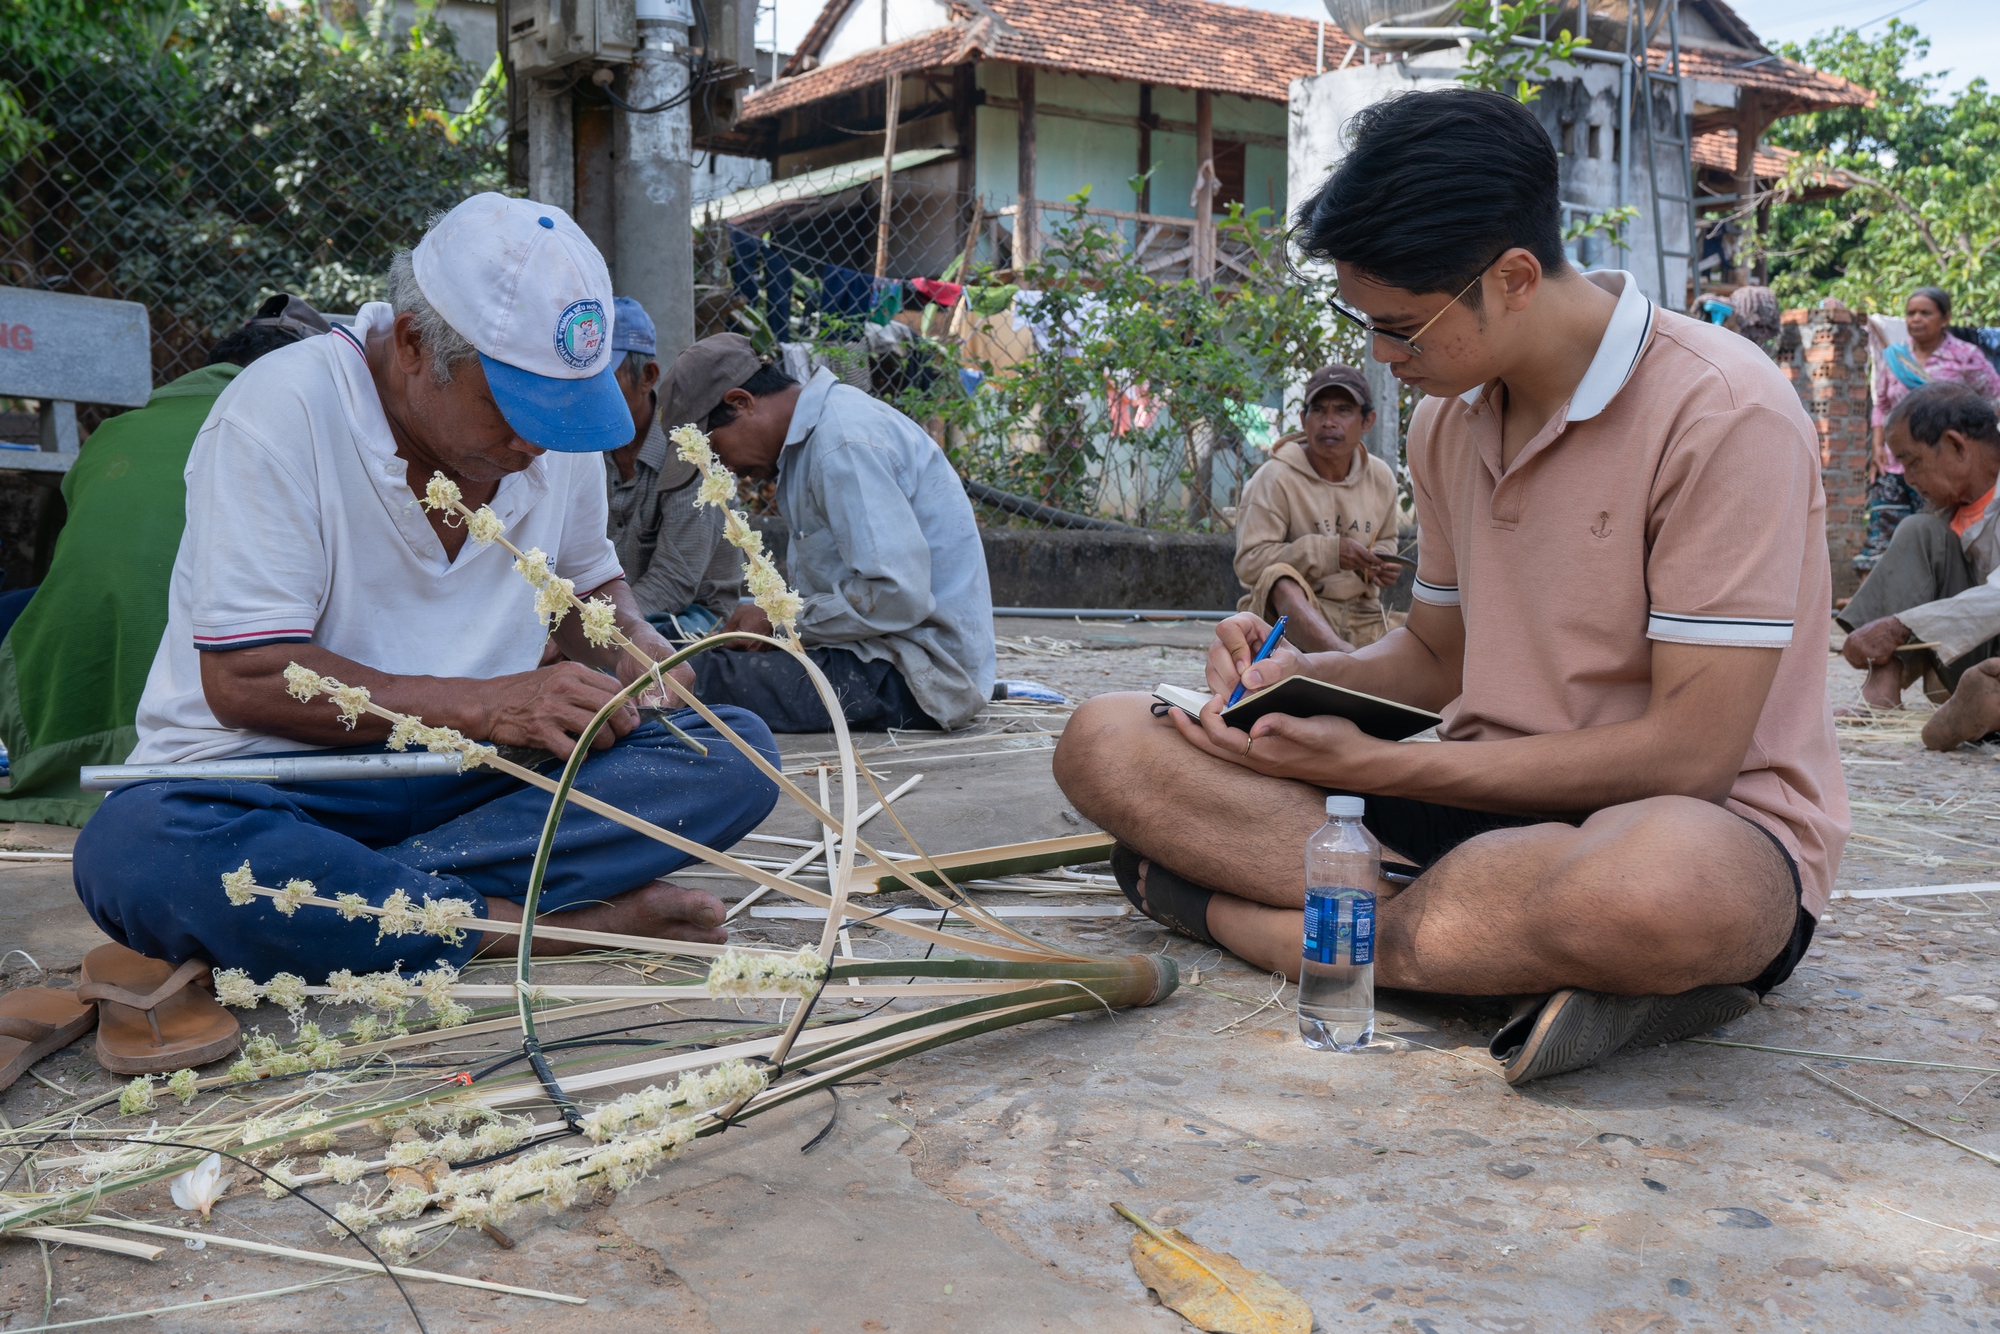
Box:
[1167,690,1380,786]
[1207,614,1312,697]
[1842,614,1910,669]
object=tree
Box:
[1758,21,2000,317]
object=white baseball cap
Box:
[411,193,633,453]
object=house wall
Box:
[975,65,1288,227]
[821,0,954,67]
[1288,51,1691,305]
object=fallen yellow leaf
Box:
[1114,1203,1311,1334]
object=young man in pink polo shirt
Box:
[1053,89,1848,1085]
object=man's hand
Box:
[1166,690,1387,787]
[1843,614,1911,669]
[1365,553,1402,588]
[481,661,642,759]
[719,602,775,650]
[1205,613,1314,698]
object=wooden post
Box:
[1194,89,1214,283]
[1731,92,1771,285]
[953,62,977,251]
[1137,83,1153,216]
[1016,65,1037,268]
[875,72,901,279]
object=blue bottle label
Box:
[1303,889,1375,966]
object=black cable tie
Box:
[522,1034,586,1134]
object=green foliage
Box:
[872,194,1362,527]
[1564,205,1639,248]
[1453,0,1591,104]
[2,0,504,368]
[1759,20,2000,317]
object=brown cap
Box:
[1302,364,1372,416]
[660,333,765,429]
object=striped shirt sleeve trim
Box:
[1646,611,1794,645]
[193,629,315,651]
[1412,578,1460,607]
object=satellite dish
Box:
[1320,0,1467,51]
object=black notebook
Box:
[1154,676,1441,742]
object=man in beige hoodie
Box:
[1234,365,1403,652]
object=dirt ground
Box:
[0,616,1996,1333]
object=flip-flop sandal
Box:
[78,943,240,1076]
[1110,845,1220,949]
[0,987,98,1093]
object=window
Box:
[1588,124,1602,159]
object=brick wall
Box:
[1772,307,1872,601]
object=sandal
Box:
[78,943,240,1075]
[1110,845,1220,948]
[0,988,98,1093]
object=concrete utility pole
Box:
[505,0,697,360]
[619,0,696,358]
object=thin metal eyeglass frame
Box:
[1328,267,1488,358]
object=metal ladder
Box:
[1629,0,1697,306]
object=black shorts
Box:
[1342,792,1815,996]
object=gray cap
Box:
[246,292,332,338]
[1302,363,1372,416]
[660,333,765,429]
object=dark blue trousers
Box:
[73,709,779,982]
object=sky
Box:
[765,0,1996,96]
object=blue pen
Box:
[1226,615,1289,709]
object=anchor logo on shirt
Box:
[1591,511,1612,539]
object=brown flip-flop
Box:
[78,944,240,1075]
[0,987,98,1092]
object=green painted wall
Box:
[971,64,1286,225]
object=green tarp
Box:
[0,363,240,827]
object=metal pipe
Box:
[81,753,470,792]
[1361,25,1630,63]
[993,608,1232,621]
[962,478,1132,531]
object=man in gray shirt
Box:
[664,334,996,732]
[605,298,740,635]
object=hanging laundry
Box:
[1106,376,1159,437]
[910,278,963,309]
[728,227,794,339]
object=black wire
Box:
[799,1086,840,1154]
[6,1132,427,1333]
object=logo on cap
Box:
[554,299,607,370]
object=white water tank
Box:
[1320,0,1467,51]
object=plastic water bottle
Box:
[1298,795,1377,1051]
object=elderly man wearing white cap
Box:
[73,195,780,992]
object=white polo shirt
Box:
[130,303,624,764]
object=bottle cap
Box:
[1325,795,1365,818]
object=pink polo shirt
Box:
[1407,271,1849,914]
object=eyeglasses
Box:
[1328,266,1489,358]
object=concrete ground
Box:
[1,617,1996,1332]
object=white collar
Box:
[1457,270,1654,422]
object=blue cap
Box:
[479,353,634,454]
[612,296,657,357]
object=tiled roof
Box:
[743,0,1343,122]
[1690,129,1851,196]
[1657,44,1874,115]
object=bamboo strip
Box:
[11,1227,162,1261]
[300,980,1046,1001]
[75,1217,584,1303]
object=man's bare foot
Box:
[476,881,729,956]
[1859,660,1907,709]
[1923,659,2000,751]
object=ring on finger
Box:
[1242,736,1255,758]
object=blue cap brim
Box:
[479,352,634,453]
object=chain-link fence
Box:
[694,173,1341,531]
[2,2,504,391]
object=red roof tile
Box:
[743,0,1343,122]
[1656,44,1874,115]
[1690,128,1851,198]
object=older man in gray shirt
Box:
[666,334,995,732]
[604,298,741,633]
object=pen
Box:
[1225,615,1288,709]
